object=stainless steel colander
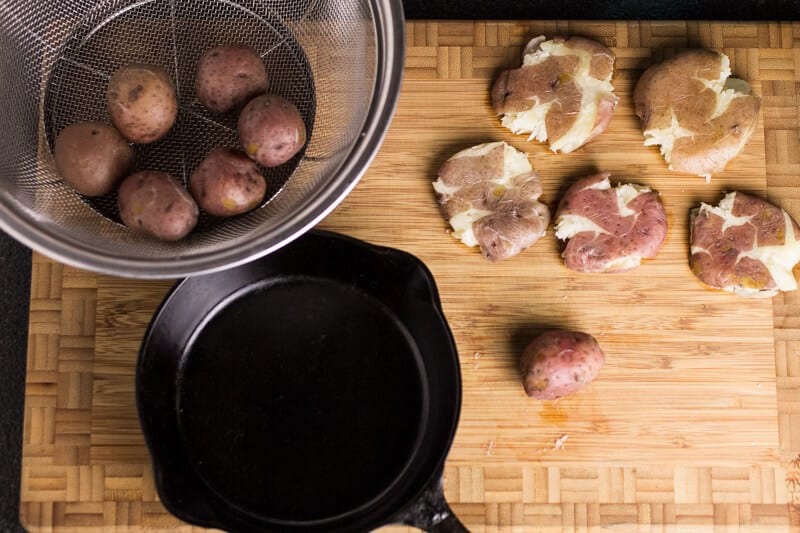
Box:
[0,0,403,278]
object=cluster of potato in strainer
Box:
[54,45,307,242]
[432,36,800,400]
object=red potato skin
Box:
[238,94,306,167]
[196,45,269,113]
[633,50,760,177]
[491,36,617,151]
[107,64,178,144]
[689,192,800,294]
[435,143,550,261]
[555,172,667,273]
[54,122,134,196]
[189,148,266,217]
[520,330,605,400]
[117,171,199,241]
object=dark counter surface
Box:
[0,232,30,533]
[403,0,799,20]
[2,1,799,530]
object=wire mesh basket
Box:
[0,0,404,278]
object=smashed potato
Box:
[690,192,800,298]
[554,172,667,272]
[491,35,618,153]
[433,141,550,261]
[634,49,761,179]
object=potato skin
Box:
[520,330,605,400]
[238,94,306,167]
[555,173,667,273]
[107,64,178,144]
[54,122,134,196]
[196,45,269,113]
[189,148,266,217]
[117,171,199,241]
[633,50,760,178]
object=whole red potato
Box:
[107,63,178,144]
[195,44,269,113]
[189,147,266,217]
[118,170,199,241]
[520,329,605,400]
[238,94,306,167]
[54,121,134,196]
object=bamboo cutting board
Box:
[20,21,800,531]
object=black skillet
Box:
[136,230,467,532]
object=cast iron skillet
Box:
[136,230,467,532]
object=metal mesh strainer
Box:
[0,0,404,278]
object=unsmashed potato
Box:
[634,49,761,179]
[690,191,800,298]
[107,64,178,144]
[238,94,306,167]
[554,172,667,272]
[433,141,550,261]
[196,44,269,113]
[189,148,266,217]
[492,35,618,153]
[521,329,605,400]
[118,170,198,241]
[54,121,134,196]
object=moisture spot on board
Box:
[672,436,688,448]
[539,402,569,425]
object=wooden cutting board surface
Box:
[21,21,800,531]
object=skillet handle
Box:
[399,477,469,532]
[425,505,468,533]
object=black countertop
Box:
[0,233,29,533]
[2,2,799,531]
[403,0,800,20]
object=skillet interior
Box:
[176,275,428,522]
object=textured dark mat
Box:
[0,231,30,533]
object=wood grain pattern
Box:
[21,21,800,531]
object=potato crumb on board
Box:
[485,440,495,456]
[472,351,481,369]
[536,434,570,454]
